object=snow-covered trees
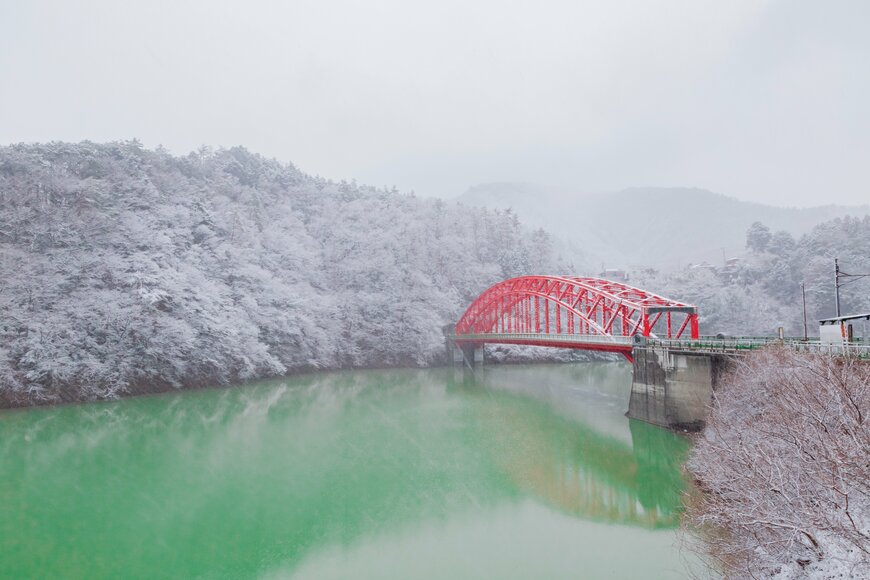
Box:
[686,348,870,578]
[629,268,793,337]
[632,217,870,337]
[768,230,796,257]
[746,221,772,252]
[743,216,870,333]
[0,142,561,406]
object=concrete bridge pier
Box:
[443,324,484,369]
[628,342,729,431]
[457,344,484,369]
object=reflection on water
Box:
[0,364,696,579]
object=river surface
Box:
[0,363,701,579]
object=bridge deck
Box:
[453,332,634,354]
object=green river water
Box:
[0,363,701,579]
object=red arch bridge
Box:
[452,276,699,363]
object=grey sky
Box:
[1,0,867,206]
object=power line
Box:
[835,258,870,317]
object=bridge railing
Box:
[648,337,780,351]
[649,337,870,358]
[787,342,870,359]
[454,332,634,346]
[453,332,870,359]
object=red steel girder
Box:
[456,275,699,342]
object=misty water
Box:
[0,363,700,579]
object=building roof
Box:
[819,313,870,324]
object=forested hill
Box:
[458,183,869,270]
[0,142,561,407]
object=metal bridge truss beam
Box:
[456,276,700,342]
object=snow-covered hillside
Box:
[0,142,562,406]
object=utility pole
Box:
[800,282,808,341]
[833,258,870,319]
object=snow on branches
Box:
[686,348,869,578]
[0,142,564,405]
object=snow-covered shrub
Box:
[686,348,869,578]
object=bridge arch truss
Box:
[455,276,699,349]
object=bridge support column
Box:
[443,324,484,369]
[458,344,484,369]
[628,345,728,431]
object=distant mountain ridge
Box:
[457,184,870,271]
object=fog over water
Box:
[1,0,867,206]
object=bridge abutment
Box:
[628,345,729,431]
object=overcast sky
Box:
[1,0,867,206]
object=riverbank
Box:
[684,348,869,578]
[0,345,615,410]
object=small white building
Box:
[819,313,870,344]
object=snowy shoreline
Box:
[0,351,616,411]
